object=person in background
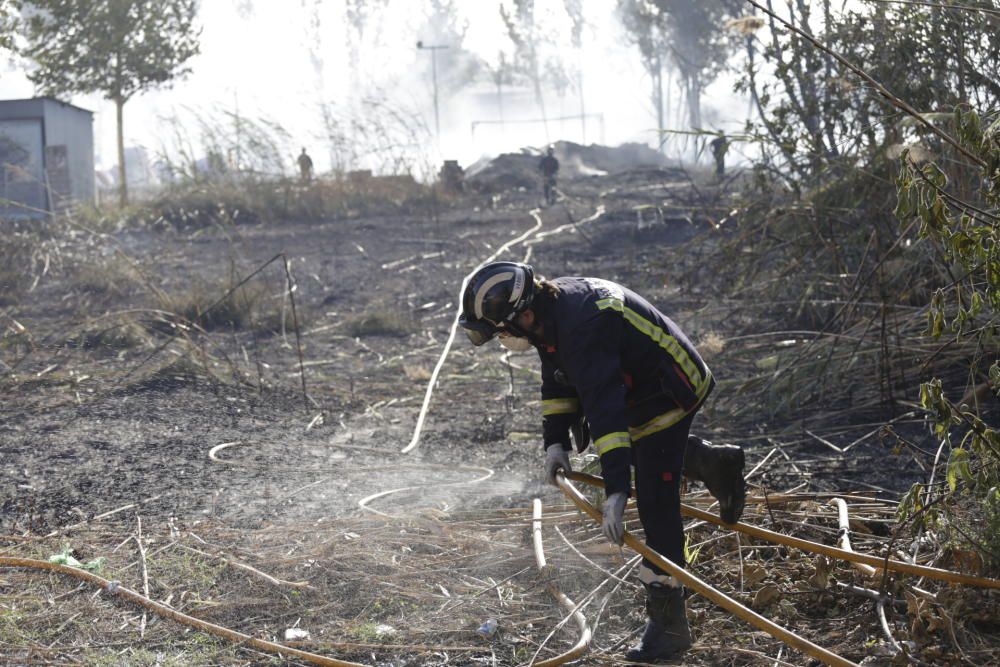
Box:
[297,147,314,183]
[459,261,747,663]
[710,132,729,178]
[538,145,559,205]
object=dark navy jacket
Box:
[536,277,714,497]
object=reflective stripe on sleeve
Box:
[596,297,710,396]
[542,397,580,416]
[595,431,631,455]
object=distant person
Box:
[459,261,747,663]
[538,145,559,205]
[439,159,465,195]
[710,132,729,178]
[297,147,314,183]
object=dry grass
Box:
[2,483,995,666]
[342,309,412,338]
[122,173,435,231]
[2,146,995,667]
[153,277,302,337]
[698,331,726,356]
[0,224,55,307]
[72,256,146,301]
[404,364,432,381]
[67,314,153,351]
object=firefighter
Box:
[459,261,746,662]
[710,132,729,178]
[297,147,314,182]
[538,145,559,205]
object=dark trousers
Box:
[632,412,695,574]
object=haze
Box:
[0,0,748,177]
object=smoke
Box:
[0,0,753,175]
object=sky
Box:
[0,0,752,177]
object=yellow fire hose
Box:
[555,472,861,667]
[0,556,366,667]
[6,471,995,667]
[566,471,1000,590]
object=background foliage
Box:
[724,1,1000,568]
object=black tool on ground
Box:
[683,435,747,524]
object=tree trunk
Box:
[496,70,505,139]
[686,75,701,130]
[530,52,549,141]
[653,54,665,154]
[115,96,128,207]
[665,68,672,151]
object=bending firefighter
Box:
[459,261,747,663]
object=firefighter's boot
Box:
[684,435,746,524]
[625,584,692,662]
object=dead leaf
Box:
[847,518,873,535]
[743,563,767,586]
[808,555,832,590]
[905,590,923,617]
[753,583,781,609]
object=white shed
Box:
[0,97,95,218]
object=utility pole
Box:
[417,41,449,150]
[496,52,507,142]
[234,89,242,172]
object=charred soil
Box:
[1,173,993,666]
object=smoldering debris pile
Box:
[465,140,674,193]
[560,141,673,175]
[465,152,540,192]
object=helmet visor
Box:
[461,318,500,346]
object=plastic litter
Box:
[48,547,105,572]
[478,618,498,637]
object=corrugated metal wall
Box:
[0,97,94,218]
[42,99,95,209]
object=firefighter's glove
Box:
[601,492,628,546]
[544,445,572,487]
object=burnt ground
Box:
[1,172,995,666]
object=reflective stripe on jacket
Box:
[537,277,714,497]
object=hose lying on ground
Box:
[0,556,367,667]
[530,498,592,666]
[401,204,606,456]
[566,471,1000,590]
[555,471,861,667]
[832,497,878,578]
[401,209,545,455]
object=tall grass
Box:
[107,102,439,230]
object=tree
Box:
[742,1,1000,181]
[563,0,588,142]
[501,0,550,139]
[656,0,739,130]
[17,0,200,206]
[0,4,17,57]
[897,106,1000,568]
[619,0,738,154]
[420,0,483,93]
[618,0,671,152]
[725,1,1000,569]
